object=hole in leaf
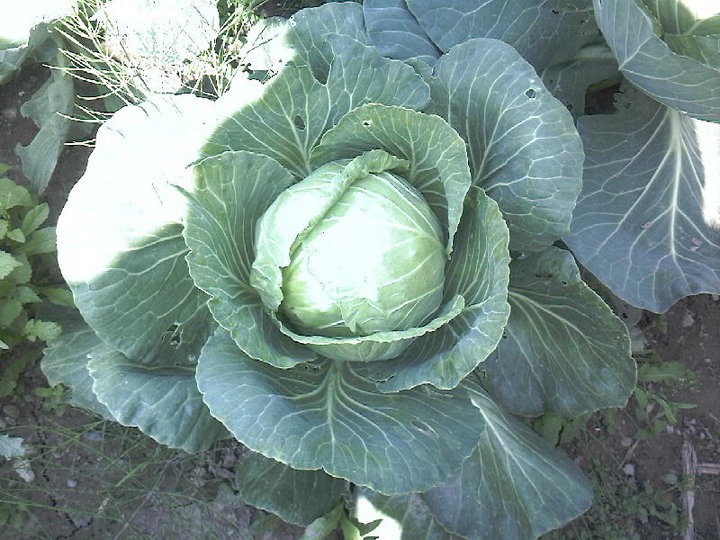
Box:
[293,115,306,130]
[411,419,435,435]
[362,119,372,127]
[525,88,537,99]
[162,324,181,347]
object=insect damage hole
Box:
[162,323,182,347]
[361,119,372,127]
[525,88,537,99]
[411,419,436,436]
[293,115,306,130]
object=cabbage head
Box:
[44,3,638,538]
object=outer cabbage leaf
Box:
[406,0,598,71]
[363,0,441,66]
[640,0,720,34]
[354,490,459,540]
[430,39,584,253]
[42,311,227,452]
[183,150,315,369]
[56,95,216,361]
[285,1,369,82]
[87,346,228,453]
[15,46,74,193]
[540,43,620,118]
[565,88,720,312]
[239,17,294,73]
[195,328,485,495]
[234,451,348,526]
[593,0,720,122]
[483,247,635,417]
[203,36,429,178]
[663,33,720,69]
[421,386,593,540]
[41,310,113,419]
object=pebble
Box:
[13,458,34,483]
[620,436,634,448]
[67,479,77,488]
[622,463,636,476]
[83,431,103,442]
[681,311,695,328]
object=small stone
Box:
[622,463,636,476]
[681,311,694,328]
[13,458,34,483]
[67,479,77,488]
[70,514,92,528]
[620,436,634,447]
[2,404,20,418]
[82,431,103,442]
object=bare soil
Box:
[641,297,720,538]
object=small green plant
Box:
[0,165,72,397]
[632,357,697,441]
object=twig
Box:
[682,438,697,540]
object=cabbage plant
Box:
[42,2,642,538]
